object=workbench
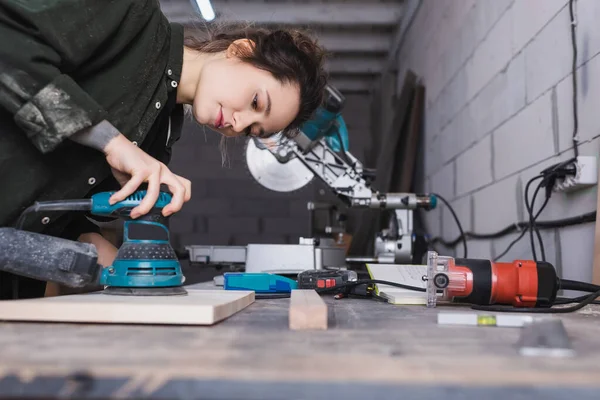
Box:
[1,280,600,399]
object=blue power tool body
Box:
[300,84,349,152]
[89,191,186,295]
[223,272,298,293]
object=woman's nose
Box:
[232,111,260,134]
[231,112,248,133]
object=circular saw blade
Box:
[245,138,314,192]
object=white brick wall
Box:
[455,135,493,195]
[470,52,526,139]
[492,90,555,180]
[472,174,522,233]
[524,5,572,103]
[511,0,566,55]
[556,51,600,150]
[382,0,599,283]
[576,0,600,65]
[465,4,514,102]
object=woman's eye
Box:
[252,94,258,110]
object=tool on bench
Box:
[223,272,298,293]
[425,251,559,308]
[223,270,388,300]
[223,270,358,293]
[1,190,186,296]
[297,269,358,290]
[425,251,600,312]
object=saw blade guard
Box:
[245,136,314,192]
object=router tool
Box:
[1,190,186,296]
[425,250,600,312]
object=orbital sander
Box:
[0,190,186,296]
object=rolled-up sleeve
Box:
[12,74,108,153]
[0,0,157,153]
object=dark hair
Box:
[183,23,328,138]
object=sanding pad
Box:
[102,286,188,296]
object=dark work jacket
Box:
[0,0,185,298]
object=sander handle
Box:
[0,228,102,289]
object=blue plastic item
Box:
[223,273,298,293]
[300,108,349,153]
[90,190,172,216]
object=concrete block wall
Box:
[167,93,372,251]
[386,0,600,283]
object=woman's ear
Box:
[226,38,255,58]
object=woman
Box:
[0,0,328,298]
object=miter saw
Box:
[187,85,437,273]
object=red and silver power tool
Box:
[425,251,560,308]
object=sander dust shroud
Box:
[0,190,187,297]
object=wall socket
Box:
[553,156,598,193]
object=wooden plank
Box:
[593,184,600,285]
[398,83,425,192]
[0,289,254,326]
[375,70,418,193]
[289,289,327,330]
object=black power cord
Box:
[555,294,600,306]
[523,159,577,262]
[254,278,426,300]
[493,227,529,262]
[524,175,547,262]
[472,279,600,314]
[431,193,467,258]
[471,289,600,314]
[432,210,595,248]
[434,159,581,261]
[569,0,580,157]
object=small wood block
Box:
[289,289,327,330]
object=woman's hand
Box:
[103,134,192,218]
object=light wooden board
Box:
[289,289,327,330]
[0,289,254,325]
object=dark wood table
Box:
[1,280,600,399]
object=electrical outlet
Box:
[553,156,598,193]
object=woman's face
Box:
[192,40,300,138]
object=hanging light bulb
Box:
[194,0,215,21]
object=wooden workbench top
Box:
[1,281,600,399]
